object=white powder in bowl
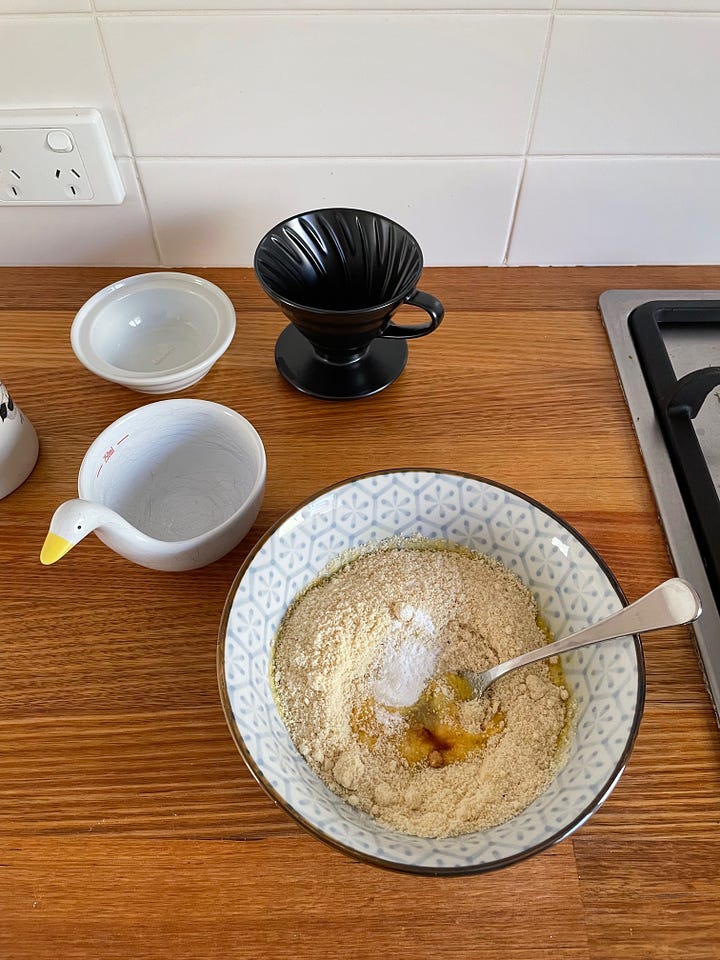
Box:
[371,606,439,708]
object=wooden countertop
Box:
[2,266,720,959]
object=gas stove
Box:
[601,290,720,722]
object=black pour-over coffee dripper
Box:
[254,208,444,399]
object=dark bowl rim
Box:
[252,207,425,316]
[216,467,647,877]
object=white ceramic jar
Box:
[0,381,38,500]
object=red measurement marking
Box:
[102,446,115,463]
[96,464,103,478]
[117,434,129,444]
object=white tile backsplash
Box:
[138,158,521,266]
[2,7,720,267]
[0,16,129,155]
[95,0,551,8]
[0,1,89,9]
[558,1,720,8]
[533,15,720,155]
[0,159,158,266]
[100,14,548,158]
[508,158,720,266]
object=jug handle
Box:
[381,290,444,340]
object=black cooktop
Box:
[630,300,720,617]
[601,289,720,723]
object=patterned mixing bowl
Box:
[217,470,645,875]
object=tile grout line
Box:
[502,0,557,264]
[93,7,549,14]
[133,153,720,161]
[501,161,527,265]
[20,9,720,18]
[4,9,720,18]
[89,0,165,266]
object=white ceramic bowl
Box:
[69,399,265,571]
[71,272,236,394]
[218,469,645,875]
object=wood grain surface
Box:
[2,266,720,959]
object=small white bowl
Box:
[42,399,266,571]
[71,272,236,394]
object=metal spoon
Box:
[462,577,702,700]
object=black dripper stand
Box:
[253,208,444,400]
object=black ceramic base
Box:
[274,325,408,400]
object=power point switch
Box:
[46,130,73,153]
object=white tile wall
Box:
[1,5,719,267]
[0,16,128,154]
[508,159,720,266]
[100,14,548,158]
[558,1,720,8]
[0,1,89,9]
[97,0,552,8]
[0,160,157,265]
[532,15,720,154]
[138,158,522,266]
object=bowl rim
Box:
[253,207,424,316]
[78,398,267,548]
[70,271,236,387]
[217,467,646,876]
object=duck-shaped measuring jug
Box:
[40,400,266,572]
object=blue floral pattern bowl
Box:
[218,470,645,875]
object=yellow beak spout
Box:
[40,532,74,566]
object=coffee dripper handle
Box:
[382,290,444,340]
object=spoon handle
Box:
[472,578,701,696]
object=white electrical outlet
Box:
[0,109,125,205]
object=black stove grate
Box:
[630,300,720,610]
